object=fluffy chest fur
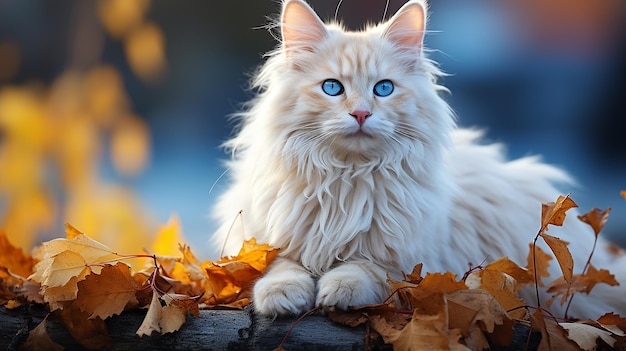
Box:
[260,156,450,276]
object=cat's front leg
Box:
[316,261,388,310]
[253,257,316,317]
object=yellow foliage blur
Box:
[0,0,174,255]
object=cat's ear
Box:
[281,0,327,55]
[383,0,427,54]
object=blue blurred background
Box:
[0,0,624,258]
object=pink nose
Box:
[350,110,371,126]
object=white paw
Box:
[316,263,387,310]
[253,263,315,317]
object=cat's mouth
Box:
[347,129,374,138]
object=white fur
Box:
[211,0,626,318]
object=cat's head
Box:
[247,0,454,168]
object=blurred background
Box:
[0,0,624,260]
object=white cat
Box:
[211,0,626,319]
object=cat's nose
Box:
[350,110,371,126]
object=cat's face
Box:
[266,0,450,163]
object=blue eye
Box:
[322,79,344,96]
[373,80,394,97]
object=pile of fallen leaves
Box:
[1,194,626,350]
[0,223,278,349]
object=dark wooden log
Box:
[0,306,367,350]
[1,305,542,350]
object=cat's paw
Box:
[316,263,387,311]
[253,260,315,317]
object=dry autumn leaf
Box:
[446,289,514,349]
[560,322,617,351]
[74,263,138,319]
[202,238,279,306]
[0,230,36,278]
[136,292,163,337]
[56,302,112,350]
[597,312,626,335]
[547,265,619,307]
[541,194,578,228]
[540,232,574,284]
[527,243,553,287]
[577,208,611,237]
[20,315,64,351]
[370,309,469,351]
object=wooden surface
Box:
[1,305,541,350]
[1,306,368,350]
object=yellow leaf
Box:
[40,233,118,265]
[43,271,91,311]
[44,250,90,288]
[150,215,184,257]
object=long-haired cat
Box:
[212,0,626,318]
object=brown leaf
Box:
[597,313,626,334]
[545,319,584,351]
[577,208,611,237]
[20,315,64,351]
[620,190,626,200]
[540,233,574,283]
[392,272,467,313]
[328,310,369,328]
[370,309,469,351]
[541,194,578,228]
[547,265,619,307]
[446,289,514,349]
[526,243,553,287]
[403,263,424,284]
[74,263,138,319]
[473,269,526,319]
[530,308,551,351]
[56,302,111,350]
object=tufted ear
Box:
[383,1,427,54]
[281,0,327,54]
